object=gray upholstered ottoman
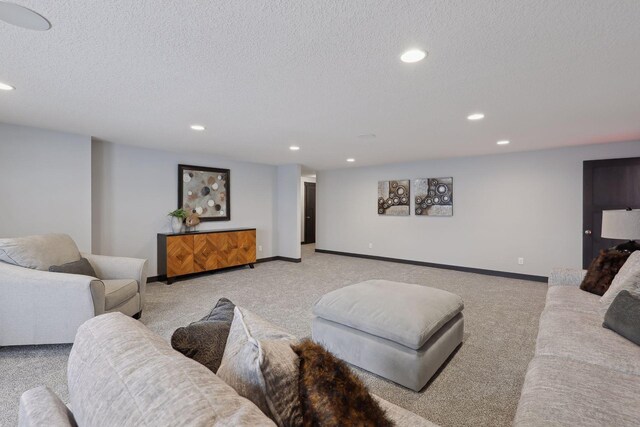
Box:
[312,279,464,391]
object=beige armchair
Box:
[0,234,147,346]
[83,253,148,318]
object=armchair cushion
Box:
[49,258,97,277]
[103,279,138,311]
[83,253,148,310]
[0,233,80,271]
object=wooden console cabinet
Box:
[157,228,256,284]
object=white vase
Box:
[171,217,183,233]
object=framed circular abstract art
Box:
[178,164,230,221]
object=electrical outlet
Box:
[258,245,263,252]
[518,257,524,265]
[368,243,373,249]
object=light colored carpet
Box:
[0,245,547,426]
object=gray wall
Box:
[92,140,279,274]
[276,165,302,259]
[316,141,640,277]
[0,123,92,251]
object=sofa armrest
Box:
[372,395,439,427]
[548,268,586,287]
[82,253,148,308]
[19,386,77,427]
[0,262,105,345]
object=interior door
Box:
[304,182,316,244]
[583,157,640,267]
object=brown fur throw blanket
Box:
[292,339,392,427]
[581,249,630,296]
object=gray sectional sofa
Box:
[19,313,437,427]
[515,268,640,426]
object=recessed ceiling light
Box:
[467,113,485,121]
[400,49,426,63]
[0,81,14,91]
[346,158,355,162]
[190,125,205,131]
[289,145,300,151]
[0,2,51,31]
[497,140,510,145]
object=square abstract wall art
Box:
[378,180,410,216]
[414,177,453,216]
[178,164,230,221]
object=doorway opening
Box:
[583,157,640,268]
[303,181,316,245]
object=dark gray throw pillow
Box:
[171,298,235,373]
[603,290,640,346]
[49,257,97,277]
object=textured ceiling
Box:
[1,0,639,169]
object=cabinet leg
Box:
[166,278,173,285]
[249,263,255,269]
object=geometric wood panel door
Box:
[237,230,257,265]
[207,232,238,268]
[194,234,217,272]
[166,235,194,277]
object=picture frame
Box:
[414,177,453,216]
[378,179,410,216]
[178,164,230,221]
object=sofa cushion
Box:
[312,279,463,350]
[600,251,640,315]
[102,279,138,311]
[68,312,274,427]
[536,307,640,376]
[18,386,77,427]
[0,233,80,271]
[49,258,97,277]
[580,249,629,295]
[292,339,392,427]
[604,290,640,346]
[544,285,600,313]
[217,306,301,427]
[171,298,235,373]
[548,268,586,287]
[515,356,640,427]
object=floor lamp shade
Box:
[601,209,640,240]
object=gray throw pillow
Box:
[49,257,97,277]
[603,290,640,346]
[600,251,640,315]
[171,298,235,373]
[217,306,302,427]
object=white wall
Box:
[92,140,278,274]
[0,123,92,251]
[317,141,640,277]
[277,165,302,259]
[300,176,316,240]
